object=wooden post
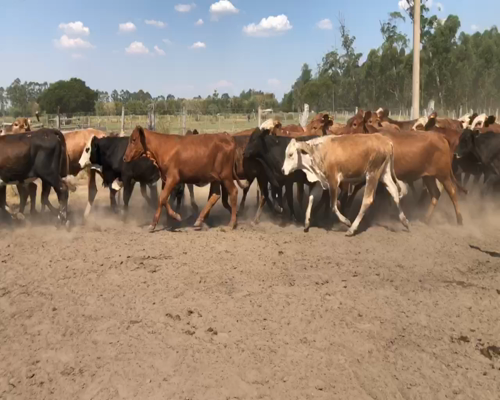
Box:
[412,0,421,119]
[120,106,125,135]
[56,107,60,129]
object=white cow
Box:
[282,134,409,236]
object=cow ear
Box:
[363,111,372,123]
[193,129,199,135]
[469,113,478,125]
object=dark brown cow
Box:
[476,116,500,134]
[123,126,247,231]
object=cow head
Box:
[123,126,147,162]
[376,108,390,121]
[243,128,270,159]
[282,139,302,175]
[12,117,31,133]
[456,129,479,159]
[306,113,334,136]
[79,136,99,169]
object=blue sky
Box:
[1,0,499,100]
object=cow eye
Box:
[85,148,89,153]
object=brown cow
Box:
[475,115,500,134]
[376,108,419,130]
[344,111,463,225]
[123,126,247,231]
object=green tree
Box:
[38,78,97,114]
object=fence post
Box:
[120,106,125,135]
[56,107,61,129]
[182,106,186,135]
[257,106,262,128]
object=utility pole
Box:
[412,0,421,119]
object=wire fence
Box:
[2,106,498,135]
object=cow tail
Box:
[389,144,401,194]
[233,158,249,189]
[451,169,468,195]
[54,129,68,178]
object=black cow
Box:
[243,128,330,224]
[456,130,500,192]
[0,129,69,223]
[79,136,160,213]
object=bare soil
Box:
[1,180,499,400]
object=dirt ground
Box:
[0,179,499,400]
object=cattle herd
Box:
[0,108,499,235]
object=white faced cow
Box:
[282,134,409,236]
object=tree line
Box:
[1,2,499,118]
[283,3,500,115]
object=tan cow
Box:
[282,134,409,236]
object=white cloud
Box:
[267,78,280,87]
[154,45,166,56]
[436,2,444,11]
[190,41,206,49]
[471,24,479,32]
[71,53,84,59]
[163,39,173,46]
[125,41,149,54]
[145,20,166,28]
[399,0,435,11]
[316,18,333,30]
[175,3,196,13]
[59,21,90,36]
[54,35,94,49]
[398,1,410,11]
[213,80,233,88]
[243,15,292,37]
[195,18,204,26]
[210,1,239,20]
[119,22,136,33]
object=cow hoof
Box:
[65,220,71,231]
[345,229,355,237]
[148,225,155,233]
[457,215,463,226]
[194,219,202,228]
[228,222,237,230]
[304,226,310,233]
[15,212,25,221]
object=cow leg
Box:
[253,176,270,224]
[329,179,352,229]
[109,188,119,213]
[285,181,298,222]
[422,177,441,224]
[187,184,198,212]
[347,175,379,236]
[42,176,69,224]
[239,177,254,211]
[381,167,410,230]
[123,181,134,212]
[221,185,231,212]
[195,184,221,228]
[304,184,324,232]
[441,177,463,225]
[18,185,29,215]
[140,182,150,202]
[297,181,305,212]
[343,182,365,213]
[222,179,238,229]
[41,182,59,215]
[28,182,37,214]
[148,182,159,209]
[84,169,98,219]
[150,177,181,232]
